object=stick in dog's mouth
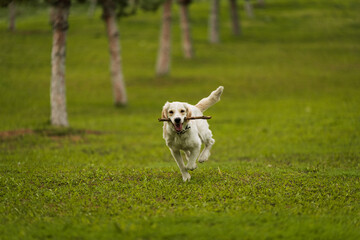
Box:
[158,116,212,122]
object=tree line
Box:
[1,0,266,127]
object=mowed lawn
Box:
[0,0,360,239]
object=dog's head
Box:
[162,102,192,133]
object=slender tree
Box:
[98,0,162,105]
[100,0,127,106]
[257,0,265,8]
[177,0,193,59]
[208,0,219,43]
[8,0,16,31]
[244,0,254,18]
[229,0,241,36]
[88,0,97,17]
[48,0,71,127]
[1,0,17,31]
[156,0,172,76]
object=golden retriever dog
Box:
[161,86,224,181]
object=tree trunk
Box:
[50,1,71,127]
[178,1,194,59]
[8,1,16,32]
[229,0,241,36]
[102,0,127,106]
[257,0,265,8]
[209,0,220,43]
[156,0,172,76]
[88,0,97,18]
[244,0,254,18]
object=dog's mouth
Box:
[174,122,183,132]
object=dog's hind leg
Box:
[197,127,215,163]
[170,149,191,182]
[198,136,215,163]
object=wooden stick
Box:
[158,116,212,122]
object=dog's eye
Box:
[169,110,174,114]
[180,110,185,113]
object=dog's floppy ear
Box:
[161,102,170,119]
[185,104,192,118]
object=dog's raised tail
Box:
[195,86,224,112]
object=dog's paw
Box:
[186,163,197,171]
[198,158,207,163]
[198,152,210,163]
[182,172,191,182]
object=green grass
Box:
[0,0,360,239]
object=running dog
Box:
[161,86,224,181]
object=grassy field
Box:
[1,0,360,239]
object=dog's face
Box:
[162,102,191,133]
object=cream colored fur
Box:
[161,86,224,181]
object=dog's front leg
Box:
[170,149,191,182]
[186,146,200,171]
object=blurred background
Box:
[0,0,359,168]
[0,0,360,239]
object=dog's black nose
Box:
[174,118,181,123]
